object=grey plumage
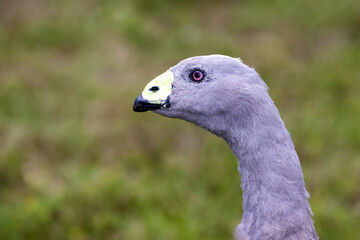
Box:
[133,55,318,240]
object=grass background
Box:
[0,0,359,239]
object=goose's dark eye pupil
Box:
[192,70,204,81]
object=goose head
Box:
[133,54,269,137]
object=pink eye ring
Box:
[191,70,204,81]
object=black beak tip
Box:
[133,95,148,112]
[133,94,161,112]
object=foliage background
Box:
[0,0,359,239]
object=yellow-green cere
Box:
[142,71,174,105]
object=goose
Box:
[133,54,318,240]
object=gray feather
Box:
[151,54,318,240]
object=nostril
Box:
[149,86,159,92]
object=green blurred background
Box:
[0,0,359,239]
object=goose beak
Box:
[133,94,161,112]
[133,71,174,112]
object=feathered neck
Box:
[221,99,318,240]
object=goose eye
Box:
[191,70,204,81]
